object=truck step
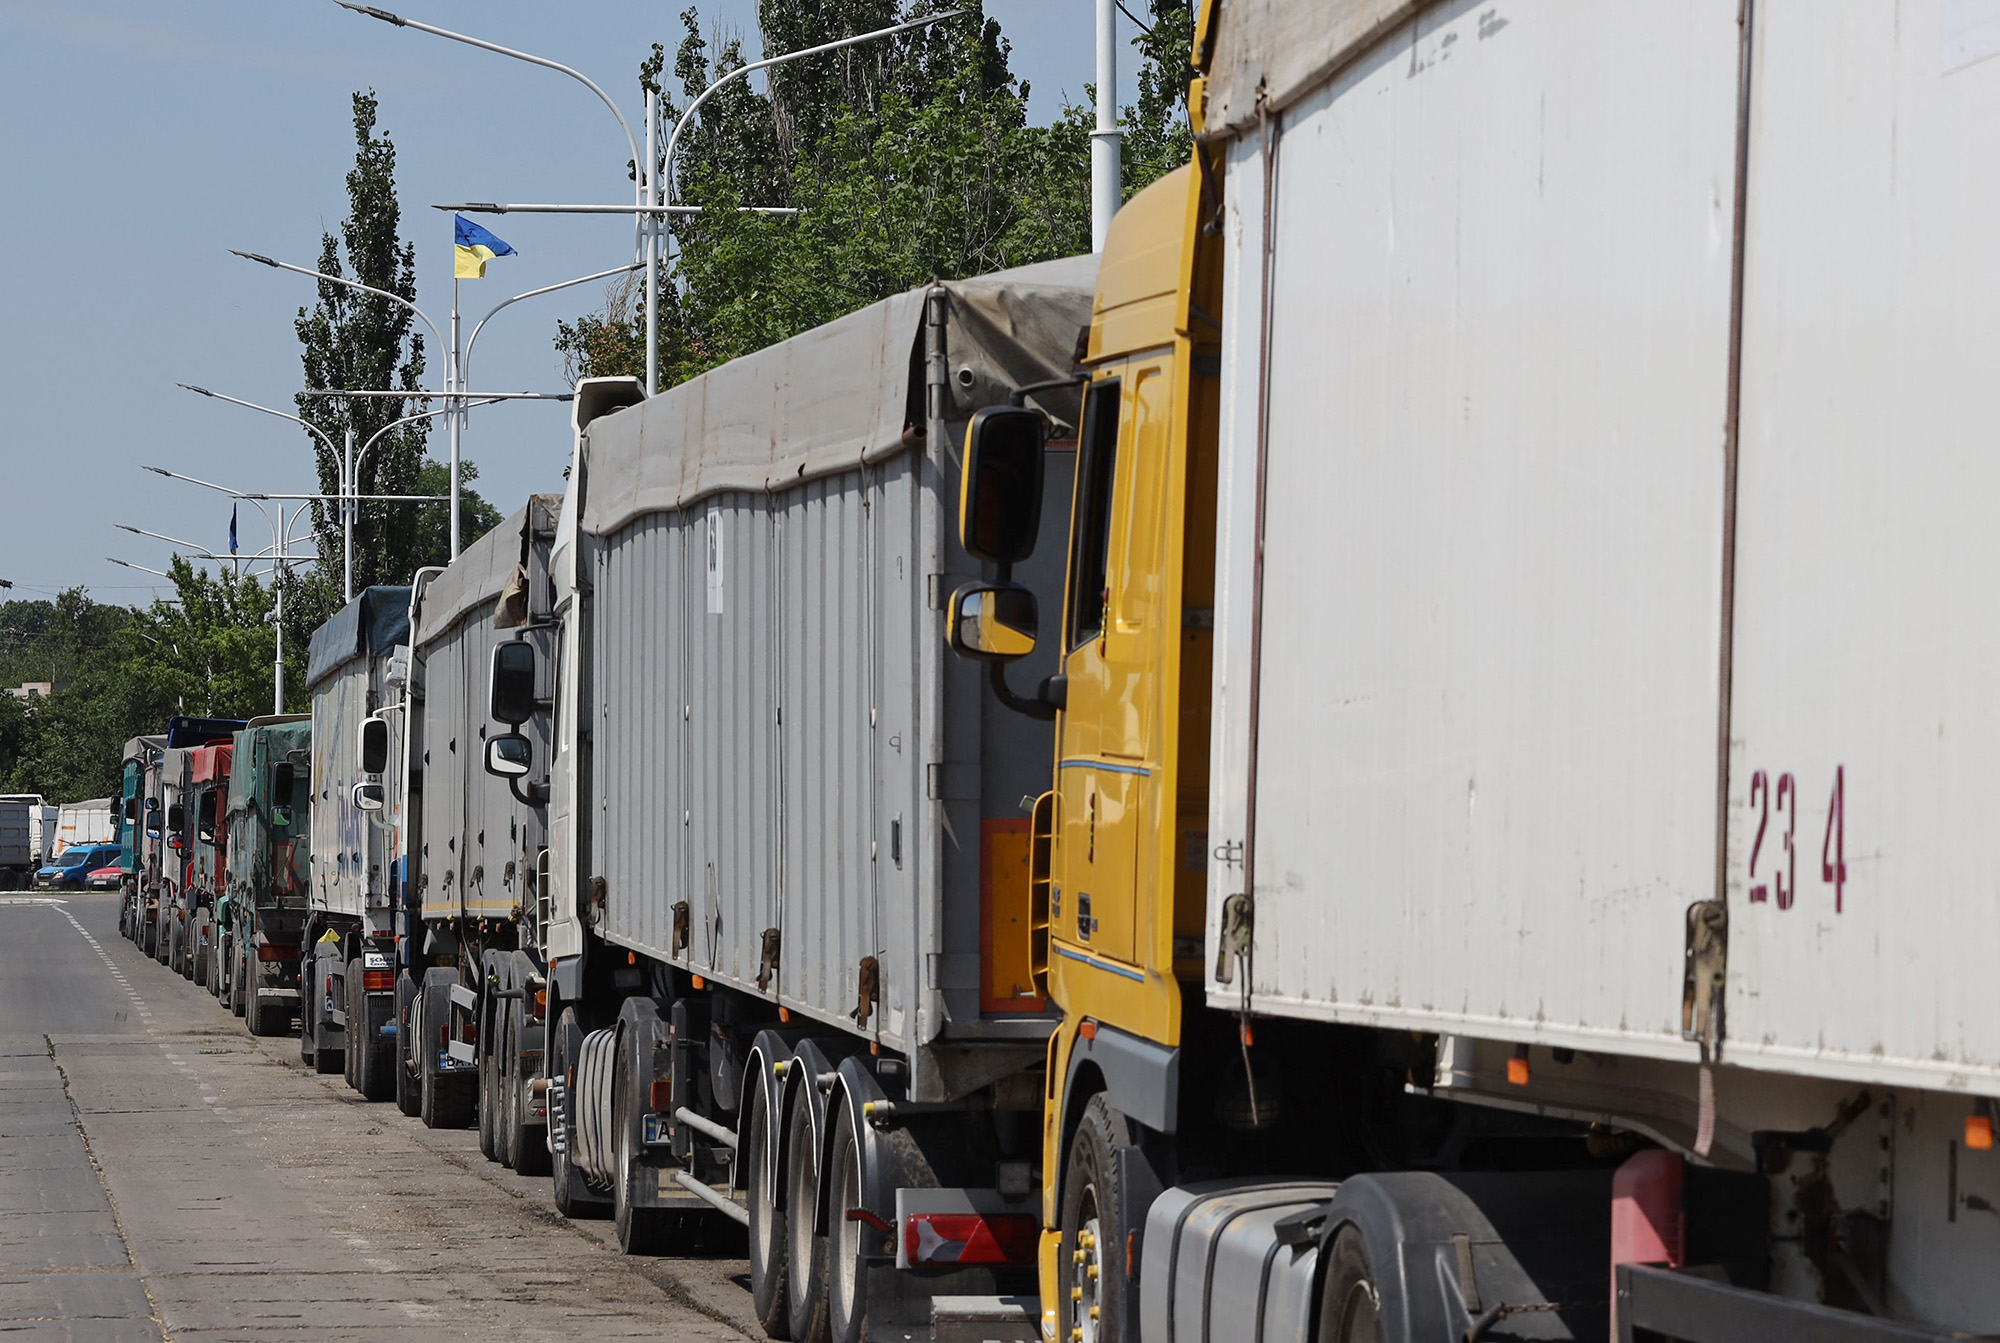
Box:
[929,1296,1037,1343]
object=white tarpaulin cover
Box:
[412,495,559,648]
[1206,0,1434,132]
[579,253,1098,536]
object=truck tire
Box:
[608,1047,688,1255]
[355,993,392,1103]
[478,1002,501,1160]
[189,911,207,983]
[550,1008,611,1221]
[1315,1226,1380,1343]
[344,960,362,1091]
[784,1089,831,1343]
[1059,1094,1138,1343]
[419,969,474,1129]
[824,1100,871,1343]
[747,1077,793,1337]
[395,971,419,1118]
[231,940,249,1018]
[505,998,549,1176]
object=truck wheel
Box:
[232,942,249,1018]
[190,913,208,983]
[550,1008,611,1221]
[344,960,364,1091]
[613,1043,673,1255]
[825,1100,871,1343]
[1060,1094,1138,1343]
[478,1003,501,1161]
[506,998,550,1176]
[784,1089,831,1343]
[1315,1226,1380,1343]
[418,969,474,1128]
[746,1078,792,1337]
[395,971,420,1118]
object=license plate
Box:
[642,1113,670,1146]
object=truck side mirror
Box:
[196,792,217,845]
[485,733,532,778]
[166,803,184,834]
[358,716,389,775]
[959,407,1046,566]
[491,641,538,725]
[270,763,294,829]
[352,782,385,813]
[948,583,1039,663]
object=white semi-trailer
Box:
[384,497,561,1153]
[935,2,2000,1340]
[487,258,1095,1338]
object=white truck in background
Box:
[55,797,114,852]
[0,795,58,888]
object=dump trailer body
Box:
[307,587,412,929]
[1205,0,2000,1111]
[1187,0,2000,1334]
[570,255,1094,1066]
[226,720,311,1031]
[226,720,312,915]
[0,798,34,884]
[411,498,558,929]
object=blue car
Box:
[36,843,121,890]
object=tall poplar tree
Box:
[292,92,500,638]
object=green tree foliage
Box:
[0,590,160,803]
[556,1,1195,386]
[292,92,501,652]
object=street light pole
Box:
[229,251,471,556]
[334,2,962,397]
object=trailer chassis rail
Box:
[1615,1265,1967,1343]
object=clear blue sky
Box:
[0,0,1132,603]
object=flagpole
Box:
[450,274,462,559]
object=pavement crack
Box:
[47,1031,173,1342]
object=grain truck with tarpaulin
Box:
[388,497,559,1152]
[484,258,1095,1338]
[305,586,410,1081]
[117,735,164,946]
[222,716,312,1036]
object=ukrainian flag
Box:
[454,216,516,279]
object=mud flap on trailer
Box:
[313,940,348,1056]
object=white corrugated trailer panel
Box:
[1723,0,2000,1095]
[1208,0,1741,1057]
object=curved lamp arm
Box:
[662,10,965,200]
[463,263,643,389]
[332,2,639,192]
[229,251,445,354]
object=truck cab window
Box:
[1066,377,1122,651]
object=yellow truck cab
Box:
[948,151,1222,1341]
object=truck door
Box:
[1057,361,1175,966]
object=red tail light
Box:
[256,945,296,962]
[903,1212,1038,1266]
[648,1079,672,1112]
[362,971,394,992]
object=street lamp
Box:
[228,254,615,559]
[333,2,963,396]
[175,384,455,597]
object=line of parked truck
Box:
[88,4,2000,1339]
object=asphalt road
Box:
[0,892,760,1342]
